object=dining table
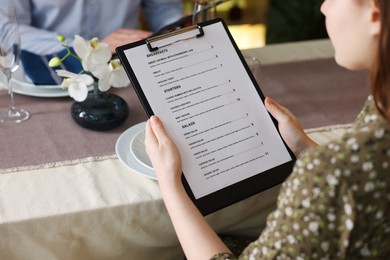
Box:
[0,39,369,260]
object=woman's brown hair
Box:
[372,0,390,120]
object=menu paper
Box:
[117,19,294,212]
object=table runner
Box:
[0,87,148,173]
[0,58,369,172]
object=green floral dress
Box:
[235,96,390,259]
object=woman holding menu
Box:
[145,0,390,259]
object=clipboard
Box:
[116,18,296,215]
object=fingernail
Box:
[150,115,158,125]
[266,97,273,106]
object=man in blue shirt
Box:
[14,0,183,55]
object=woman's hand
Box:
[265,97,318,156]
[144,116,183,187]
[145,117,231,260]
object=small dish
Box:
[130,129,153,170]
[115,122,156,180]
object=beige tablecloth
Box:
[0,40,368,259]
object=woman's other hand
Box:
[145,116,183,187]
[265,97,318,156]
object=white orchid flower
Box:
[95,59,130,92]
[56,70,94,102]
[73,35,111,75]
[51,35,130,102]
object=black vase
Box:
[71,89,129,131]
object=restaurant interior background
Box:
[179,0,328,50]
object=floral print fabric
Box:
[239,96,390,259]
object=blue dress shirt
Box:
[14,0,183,55]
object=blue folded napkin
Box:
[20,48,83,86]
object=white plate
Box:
[0,66,92,98]
[12,82,70,97]
[115,122,156,180]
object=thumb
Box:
[265,97,286,121]
[149,116,169,142]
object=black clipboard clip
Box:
[146,25,204,52]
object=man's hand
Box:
[102,29,152,53]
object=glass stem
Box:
[6,71,16,112]
[192,2,197,24]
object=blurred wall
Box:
[266,0,327,44]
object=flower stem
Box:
[60,39,82,62]
[93,82,99,96]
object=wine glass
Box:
[244,56,261,81]
[192,0,217,24]
[0,2,29,123]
